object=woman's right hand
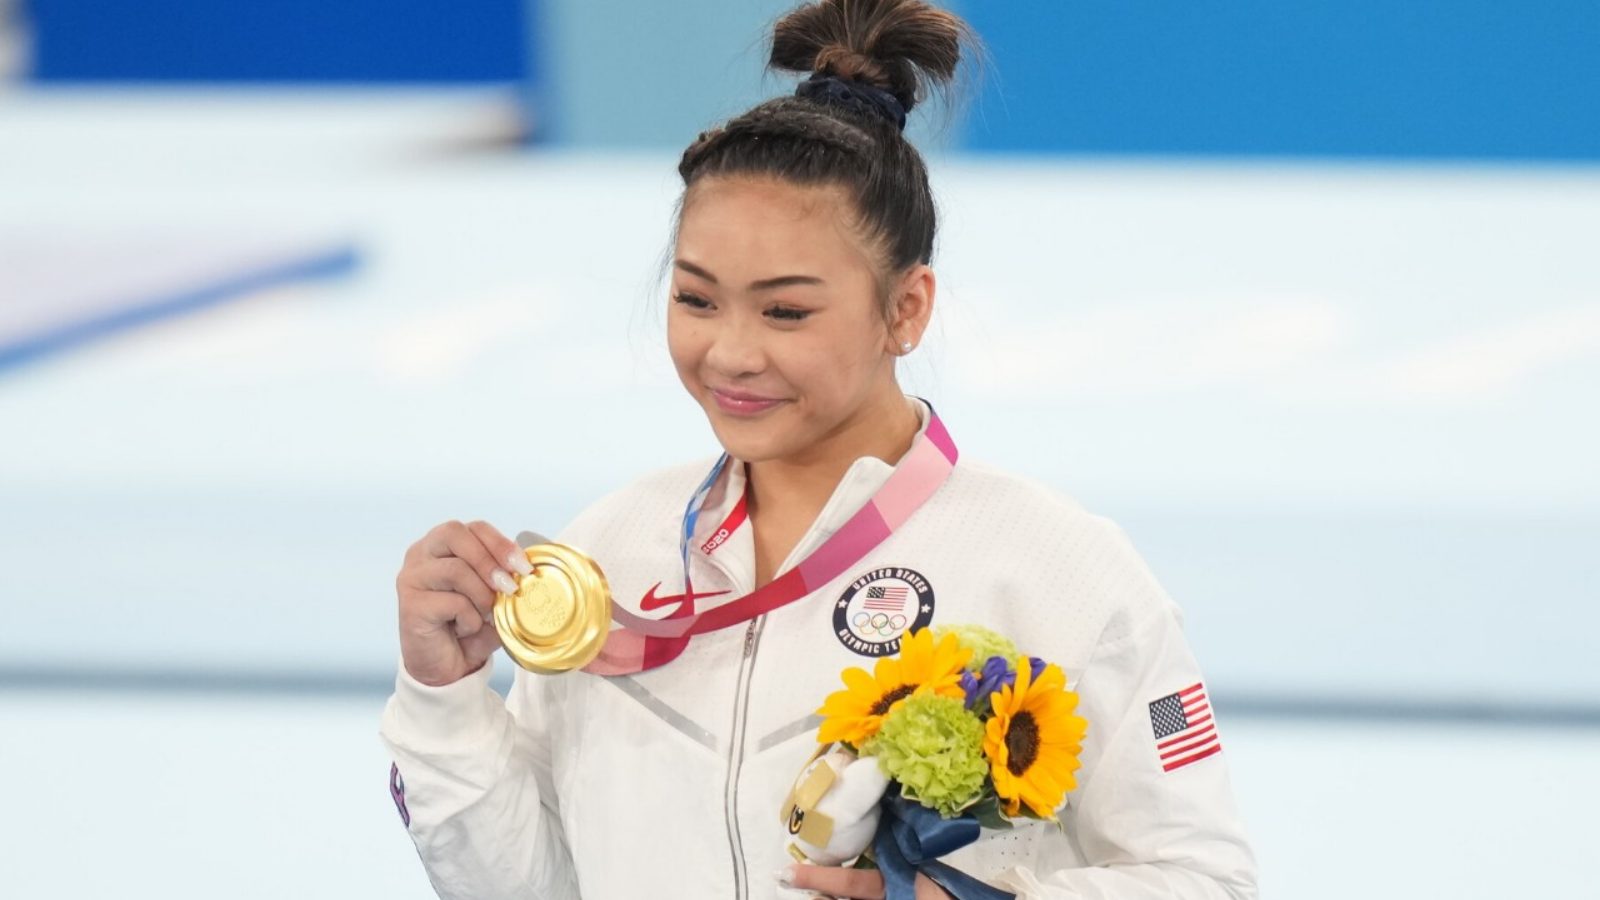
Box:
[396,520,534,687]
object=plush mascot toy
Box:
[778,744,891,865]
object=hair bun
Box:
[813,46,890,86]
[769,0,970,120]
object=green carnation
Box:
[863,693,988,818]
[933,624,1020,673]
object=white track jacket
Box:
[378,398,1258,898]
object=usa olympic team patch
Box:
[833,567,934,657]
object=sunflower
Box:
[816,628,972,747]
[983,657,1088,819]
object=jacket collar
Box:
[691,395,934,588]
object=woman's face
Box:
[668,175,898,464]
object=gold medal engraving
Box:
[493,541,612,674]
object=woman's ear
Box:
[886,264,936,355]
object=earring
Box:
[900,341,913,353]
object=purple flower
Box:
[961,656,1048,711]
[1027,656,1047,683]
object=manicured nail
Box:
[774,863,796,887]
[491,570,518,595]
[505,550,533,576]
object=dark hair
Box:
[672,0,979,312]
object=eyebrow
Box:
[675,259,824,291]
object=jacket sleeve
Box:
[378,657,580,899]
[997,527,1259,899]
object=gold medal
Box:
[493,539,612,674]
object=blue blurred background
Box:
[2,1,1596,897]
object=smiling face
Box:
[668,175,908,465]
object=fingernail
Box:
[505,550,533,576]
[774,863,796,887]
[491,569,518,595]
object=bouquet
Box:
[779,626,1089,899]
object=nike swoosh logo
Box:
[639,582,731,613]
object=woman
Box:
[380,1,1258,897]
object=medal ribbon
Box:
[584,403,958,675]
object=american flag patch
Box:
[1148,682,1221,772]
[863,585,908,610]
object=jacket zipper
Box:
[723,612,765,900]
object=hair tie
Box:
[795,73,909,132]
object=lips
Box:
[709,387,787,416]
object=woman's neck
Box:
[744,390,921,530]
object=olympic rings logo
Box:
[851,610,908,638]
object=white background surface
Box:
[3,693,1594,899]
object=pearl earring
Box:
[900,341,913,353]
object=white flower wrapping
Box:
[779,744,892,865]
